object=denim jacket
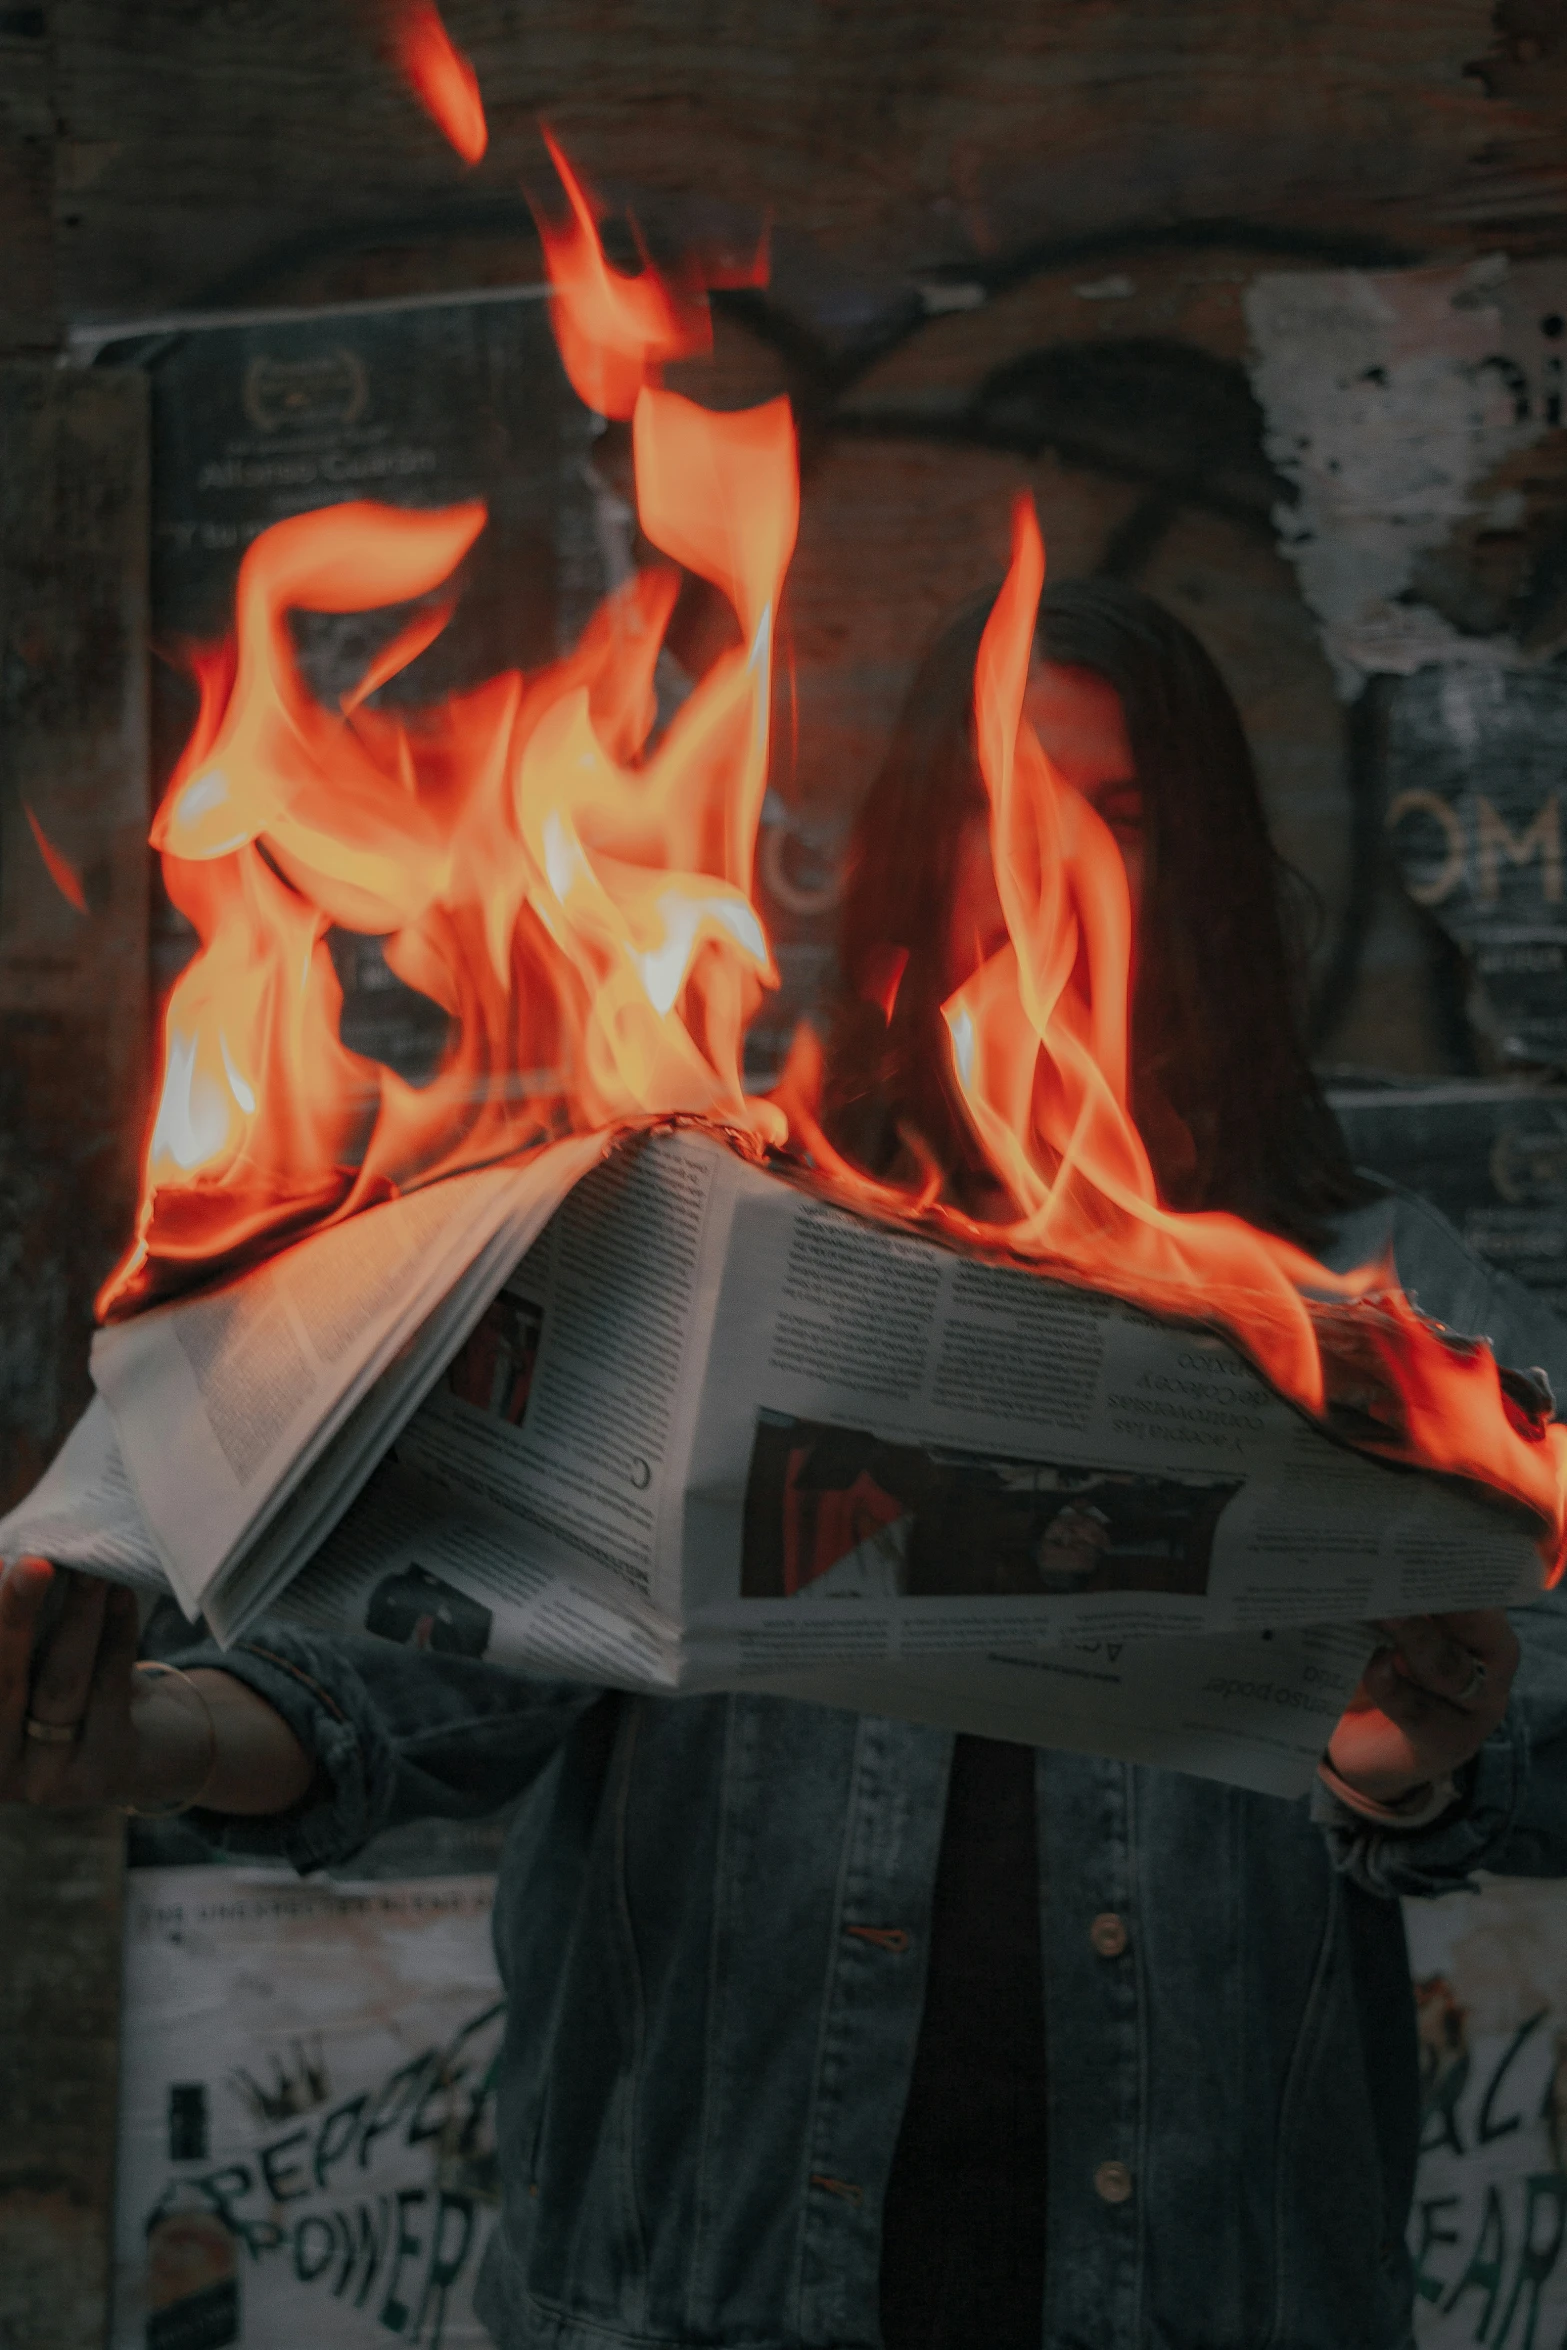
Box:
[180,1182,1567,2350]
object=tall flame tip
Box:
[396,0,488,164]
[23,802,89,915]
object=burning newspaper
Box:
[3,1126,1552,1800]
[7,143,1566,1803]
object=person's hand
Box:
[1,1554,313,1814]
[1326,1609,1519,1809]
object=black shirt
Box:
[879,1734,1049,2350]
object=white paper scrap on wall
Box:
[1245,257,1548,694]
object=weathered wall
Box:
[0,364,149,1512]
[37,2,1567,323]
[0,9,57,355]
[0,362,146,2350]
[0,1810,128,2350]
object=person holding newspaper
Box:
[7,576,1567,2350]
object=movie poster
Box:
[1406,1880,1567,2348]
[113,1869,505,2350]
[89,289,605,1062]
[95,290,605,711]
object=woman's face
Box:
[943,660,1142,994]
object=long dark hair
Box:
[822,576,1367,1252]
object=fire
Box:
[23,803,87,914]
[101,134,1567,1571]
[774,496,1567,1567]
[394,1,487,164]
[532,132,709,420]
[100,148,793,1319]
[530,132,767,421]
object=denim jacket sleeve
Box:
[168,1619,604,1874]
[1313,1179,1567,1901]
[1314,1590,1567,1897]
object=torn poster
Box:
[1245,257,1567,696]
[1405,1876,1567,2346]
[113,1869,504,2350]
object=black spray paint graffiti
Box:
[1412,2173,1567,2350]
[148,2001,505,2349]
[1412,1987,1567,2348]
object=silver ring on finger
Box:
[24,1715,83,1745]
[1455,1656,1488,1710]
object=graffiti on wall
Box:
[114,1869,505,2350]
[1408,1880,1567,2350]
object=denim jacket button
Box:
[1090,1910,1129,1958]
[1094,2159,1134,2204]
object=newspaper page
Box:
[271,1124,1554,1797]
[389,1132,724,1616]
[278,1132,724,1681]
[341,1128,1544,1671]
[280,1453,676,1694]
[84,1133,609,1617]
[15,1122,1544,1796]
[287,1129,1545,1666]
[0,1397,168,1592]
[751,1625,1379,1794]
[674,1136,1545,1657]
[280,1486,1376,1795]
[113,1867,503,2350]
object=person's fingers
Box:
[0,1558,55,1785]
[1362,1654,1437,1729]
[1376,1612,1518,1719]
[1377,1616,1485,1707]
[1357,1643,1504,1782]
[1376,1609,1519,1668]
[0,1555,51,1669]
[22,1579,106,1803]
[1361,1647,1439,1732]
[2,1569,151,1810]
[1443,1610,1522,1702]
[26,1570,106,1732]
[77,1586,140,1791]
[1330,1607,1523,1805]
[1431,1609,1520,1665]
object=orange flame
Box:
[23,804,87,913]
[530,132,767,420]
[774,495,1567,1569]
[103,139,1567,1572]
[531,131,710,419]
[859,944,908,1024]
[100,197,796,1319]
[395,1,487,164]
